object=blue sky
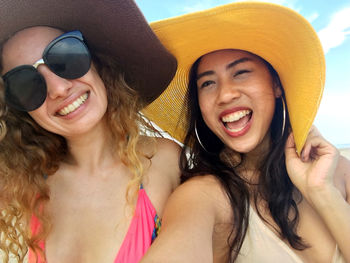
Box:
[136,0,350,148]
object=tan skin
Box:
[141,50,350,263]
[2,26,181,263]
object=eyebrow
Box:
[226,57,252,70]
[196,57,253,81]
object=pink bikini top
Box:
[29,185,161,263]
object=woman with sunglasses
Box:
[141,2,350,263]
[0,1,179,262]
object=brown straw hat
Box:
[0,0,177,105]
[143,1,325,153]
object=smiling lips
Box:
[221,109,252,136]
[58,92,89,116]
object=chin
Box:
[225,138,259,154]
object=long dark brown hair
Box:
[180,52,307,261]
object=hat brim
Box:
[143,1,325,153]
[0,0,177,105]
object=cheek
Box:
[250,83,276,114]
[28,109,49,129]
[258,96,276,130]
[198,87,214,107]
[198,93,216,127]
[97,82,108,108]
[198,93,210,117]
[90,71,107,95]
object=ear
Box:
[273,82,282,98]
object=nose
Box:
[216,79,241,105]
[38,65,73,100]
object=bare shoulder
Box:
[138,136,181,184]
[171,175,232,222]
[139,136,180,163]
[160,175,225,227]
[178,175,225,198]
[337,155,350,174]
[153,137,181,162]
[151,137,181,188]
[139,137,181,216]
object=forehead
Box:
[1,26,63,74]
[198,49,264,71]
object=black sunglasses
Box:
[2,30,91,112]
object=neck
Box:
[244,130,272,169]
[221,132,272,184]
[63,118,120,176]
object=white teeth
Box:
[68,104,75,112]
[58,92,88,116]
[227,126,245,133]
[221,110,251,123]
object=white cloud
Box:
[318,7,350,53]
[314,89,350,146]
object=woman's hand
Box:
[284,126,340,203]
[286,126,350,261]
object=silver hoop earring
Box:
[194,120,210,153]
[281,96,286,138]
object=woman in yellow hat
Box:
[0,0,180,262]
[142,2,350,262]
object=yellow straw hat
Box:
[143,1,325,153]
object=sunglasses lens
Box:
[45,37,91,79]
[4,66,47,112]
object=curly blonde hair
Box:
[0,45,156,262]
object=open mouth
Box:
[57,92,89,116]
[221,109,252,133]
